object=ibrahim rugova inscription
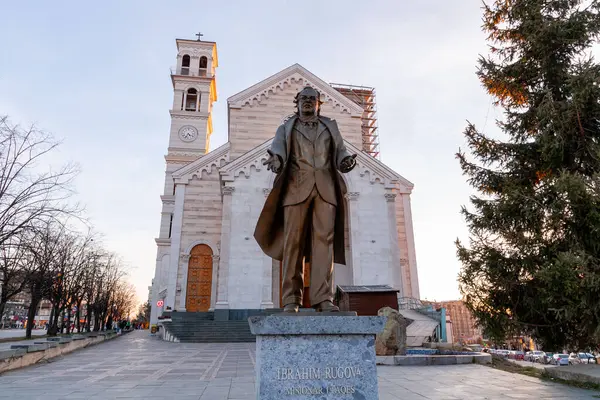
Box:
[277,366,363,396]
[249,314,385,399]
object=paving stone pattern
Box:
[0,330,598,399]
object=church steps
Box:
[170,311,214,321]
[160,311,285,343]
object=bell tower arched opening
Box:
[181,54,191,75]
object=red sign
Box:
[156,300,164,307]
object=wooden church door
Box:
[186,244,213,312]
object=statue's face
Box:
[297,89,319,116]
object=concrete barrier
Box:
[377,353,492,366]
[544,365,600,386]
[0,331,124,374]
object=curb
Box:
[544,366,600,386]
[377,353,492,366]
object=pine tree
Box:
[457,0,600,351]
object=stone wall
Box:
[175,166,223,309]
[346,169,394,286]
[395,194,412,297]
[225,166,273,309]
[395,192,419,299]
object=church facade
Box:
[150,39,420,324]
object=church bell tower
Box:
[167,36,218,160]
[151,36,218,322]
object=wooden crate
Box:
[335,285,399,316]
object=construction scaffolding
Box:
[330,83,380,159]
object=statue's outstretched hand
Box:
[263,149,282,173]
[340,154,357,173]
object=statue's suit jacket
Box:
[254,115,352,265]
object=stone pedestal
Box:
[248,314,385,399]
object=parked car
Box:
[567,352,594,365]
[569,353,578,364]
[585,353,597,364]
[552,353,569,366]
[496,350,510,358]
[572,353,597,364]
[543,352,554,364]
[528,350,545,363]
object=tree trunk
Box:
[59,310,65,333]
[76,302,82,333]
[48,307,54,330]
[55,307,61,333]
[84,304,91,332]
[0,302,6,328]
[85,310,91,332]
[100,310,107,331]
[25,296,41,339]
[65,309,71,334]
[47,304,60,336]
[93,312,100,332]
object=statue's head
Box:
[294,86,322,116]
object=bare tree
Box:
[62,233,94,334]
[96,255,123,331]
[0,116,79,249]
[134,301,151,327]
[45,231,95,336]
[0,117,141,336]
[0,231,28,324]
[68,240,97,333]
[22,220,66,339]
[111,281,137,323]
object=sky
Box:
[0,1,501,305]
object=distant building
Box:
[398,297,445,346]
[1,292,52,329]
[432,300,482,344]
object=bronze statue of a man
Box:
[254,86,357,312]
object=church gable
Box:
[227,64,364,116]
[219,138,272,182]
[344,141,414,194]
[226,65,366,159]
[219,137,413,195]
[172,142,230,184]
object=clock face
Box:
[178,126,198,142]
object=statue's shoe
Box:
[283,303,299,313]
[314,300,340,312]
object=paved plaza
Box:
[0,330,598,399]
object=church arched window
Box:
[199,56,207,77]
[185,88,199,111]
[181,54,191,75]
